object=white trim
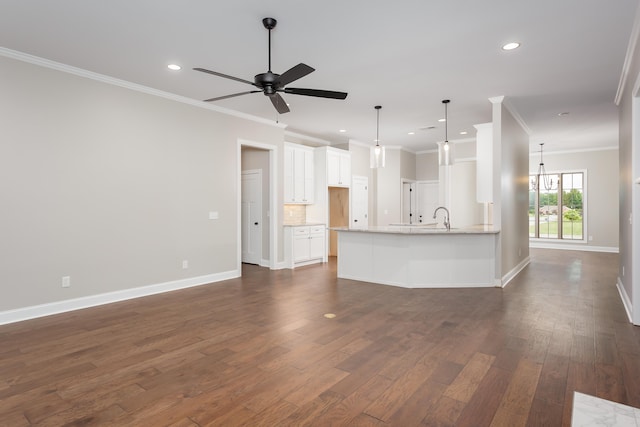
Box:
[348,139,371,149]
[0,270,239,326]
[501,256,531,288]
[616,2,640,104]
[529,241,619,253]
[539,146,619,155]
[489,95,532,137]
[284,130,332,146]
[416,148,439,155]
[617,277,634,323]
[0,47,286,130]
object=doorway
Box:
[328,187,349,256]
[238,140,276,271]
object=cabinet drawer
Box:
[309,226,325,235]
[293,226,310,236]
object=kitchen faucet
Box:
[433,206,450,231]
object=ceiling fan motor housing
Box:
[255,72,280,95]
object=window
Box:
[529,172,584,240]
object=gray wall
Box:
[529,149,619,250]
[618,19,639,323]
[493,100,530,281]
[416,151,439,181]
[374,148,416,225]
[1,54,284,312]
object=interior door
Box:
[241,170,262,265]
[351,175,368,229]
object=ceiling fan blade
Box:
[278,63,315,87]
[193,67,256,86]
[270,93,290,114]
[284,87,348,100]
[204,91,261,102]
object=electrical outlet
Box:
[62,276,71,288]
[589,235,593,241]
[209,211,219,220]
[182,260,189,269]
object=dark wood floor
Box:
[1,249,638,426]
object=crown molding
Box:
[284,130,332,146]
[0,47,286,129]
[533,145,618,155]
[616,2,640,104]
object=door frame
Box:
[400,178,416,224]
[237,139,278,271]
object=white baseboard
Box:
[616,277,633,323]
[529,242,619,253]
[501,256,531,288]
[0,269,240,326]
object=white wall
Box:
[529,149,619,250]
[0,54,285,314]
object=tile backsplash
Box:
[284,204,307,225]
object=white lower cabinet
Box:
[285,225,326,268]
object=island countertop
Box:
[331,224,499,235]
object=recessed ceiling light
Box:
[558,112,570,116]
[408,131,415,135]
[438,118,446,123]
[167,64,181,71]
[502,42,520,51]
[339,129,347,133]
[460,131,468,135]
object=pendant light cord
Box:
[375,105,381,146]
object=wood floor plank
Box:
[443,352,495,403]
[490,358,543,426]
[0,249,634,426]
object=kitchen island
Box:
[334,225,500,288]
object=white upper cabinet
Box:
[284,143,314,204]
[327,149,351,187]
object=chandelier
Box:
[531,143,554,191]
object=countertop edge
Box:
[331,226,500,235]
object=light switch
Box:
[209,211,219,220]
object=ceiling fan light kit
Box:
[194,17,348,114]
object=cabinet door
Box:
[293,235,310,262]
[293,148,306,202]
[339,153,351,187]
[309,229,325,260]
[327,151,340,186]
[284,146,295,203]
[303,149,314,203]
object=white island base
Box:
[336,227,500,288]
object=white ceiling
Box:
[1,0,637,153]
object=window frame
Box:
[529,169,588,243]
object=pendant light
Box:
[370,105,385,168]
[531,143,554,191]
[438,99,455,166]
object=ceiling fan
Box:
[194,17,348,114]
